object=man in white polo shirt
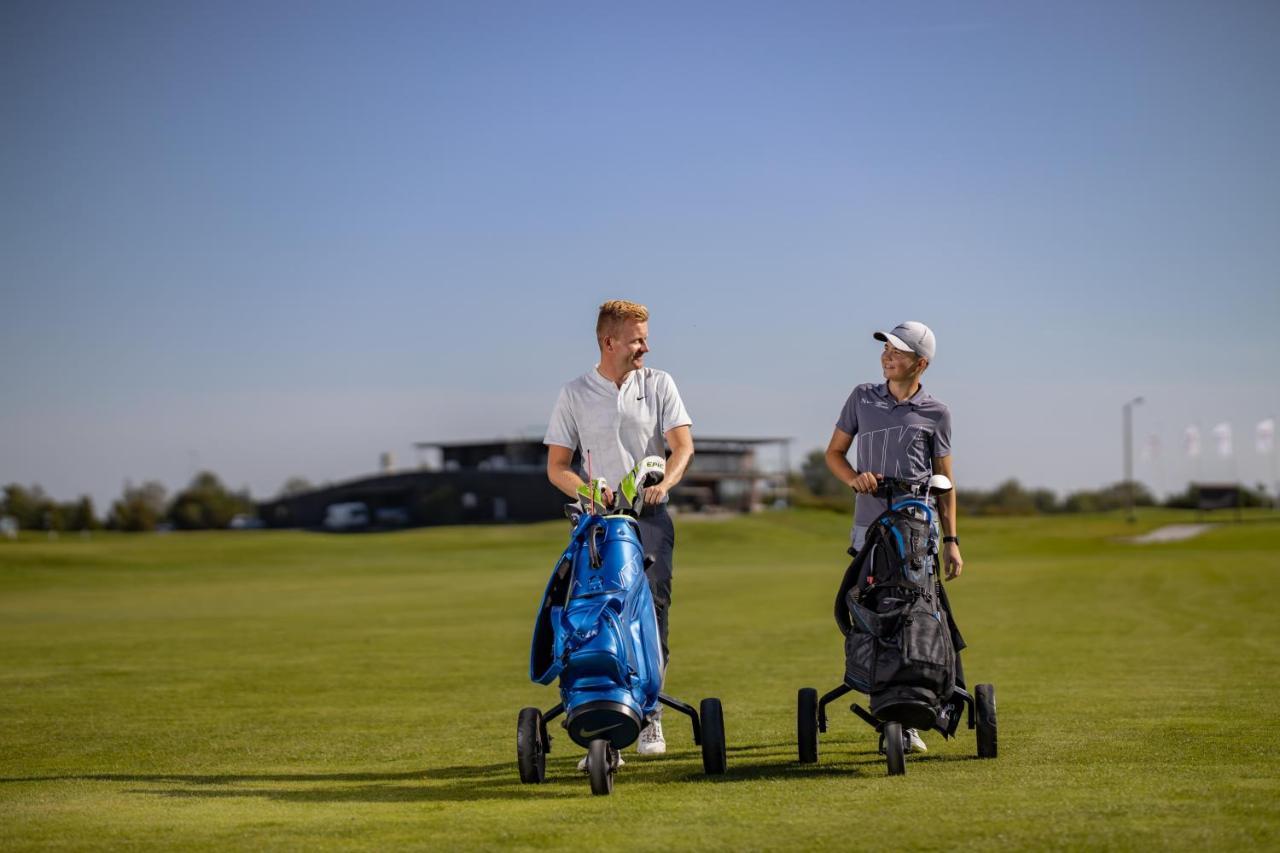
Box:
[544,299,695,759]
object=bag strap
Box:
[833,521,891,635]
[833,554,861,635]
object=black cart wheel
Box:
[516,707,546,783]
[975,683,997,759]
[883,721,906,776]
[797,688,819,764]
[699,698,727,775]
[587,738,613,795]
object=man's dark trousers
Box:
[635,504,674,667]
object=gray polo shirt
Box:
[545,366,692,500]
[836,382,951,544]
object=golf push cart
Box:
[797,474,997,776]
[519,456,727,795]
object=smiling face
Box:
[881,342,927,383]
[602,319,649,374]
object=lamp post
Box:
[1123,396,1144,522]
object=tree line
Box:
[793,450,1272,515]
[0,471,292,533]
[5,454,1270,534]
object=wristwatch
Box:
[942,535,960,545]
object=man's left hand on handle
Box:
[642,483,670,508]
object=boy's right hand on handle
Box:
[849,472,880,494]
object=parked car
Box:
[374,507,411,526]
[324,502,369,530]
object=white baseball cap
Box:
[874,321,936,361]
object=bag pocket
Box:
[847,594,907,638]
[843,630,875,693]
[887,598,955,696]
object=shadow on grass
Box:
[1,747,985,803]
[0,770,435,785]
[675,745,984,785]
[724,741,794,755]
[1,764,567,803]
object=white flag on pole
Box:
[1258,418,1276,455]
[1184,426,1201,458]
[1212,422,1233,458]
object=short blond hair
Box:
[596,299,649,340]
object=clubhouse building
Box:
[257,436,790,529]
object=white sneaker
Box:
[577,752,625,773]
[905,728,928,753]
[636,720,666,755]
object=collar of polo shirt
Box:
[592,365,642,394]
[876,382,927,406]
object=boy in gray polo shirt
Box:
[544,299,695,759]
[824,320,965,752]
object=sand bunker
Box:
[1129,524,1214,544]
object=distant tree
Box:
[2,483,48,530]
[2,485,105,531]
[108,481,168,532]
[988,480,1038,515]
[1062,490,1101,513]
[167,471,254,529]
[955,488,986,516]
[63,496,101,531]
[800,449,846,498]
[1064,481,1155,513]
[1239,484,1270,508]
[1162,484,1196,509]
[783,448,1190,517]
[278,476,314,498]
[785,451,853,511]
[970,479,1062,516]
[39,503,66,532]
[1030,488,1061,514]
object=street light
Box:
[1123,396,1144,522]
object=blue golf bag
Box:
[518,458,726,794]
[530,511,664,750]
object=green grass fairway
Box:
[3,510,1279,850]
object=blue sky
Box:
[3,1,1278,509]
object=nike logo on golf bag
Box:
[580,723,623,738]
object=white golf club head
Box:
[636,456,666,488]
[928,474,953,494]
[624,456,668,515]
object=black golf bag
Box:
[834,497,964,733]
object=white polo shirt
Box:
[544,366,693,499]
